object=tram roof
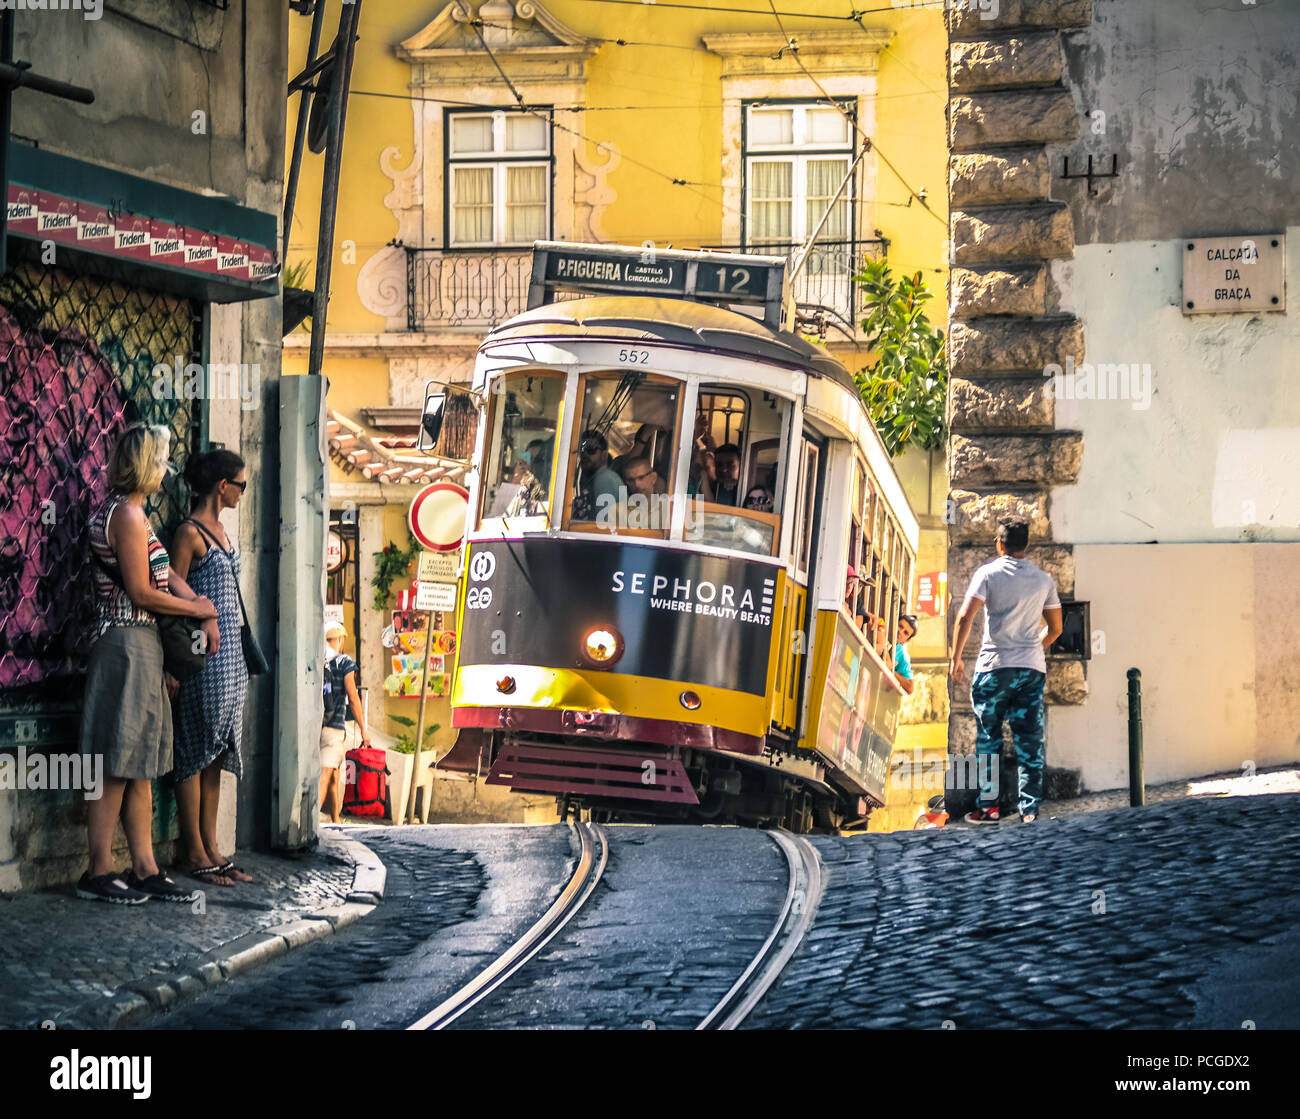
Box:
[481,296,861,396]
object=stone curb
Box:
[47,832,385,1030]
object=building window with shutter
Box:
[446,109,552,247]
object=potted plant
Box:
[385,715,440,822]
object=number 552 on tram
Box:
[427,242,919,834]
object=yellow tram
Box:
[427,242,918,833]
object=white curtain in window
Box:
[750,160,792,244]
[506,164,548,242]
[806,158,849,242]
[453,166,494,244]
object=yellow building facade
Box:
[285,0,949,827]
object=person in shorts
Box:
[320,621,370,822]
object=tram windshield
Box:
[480,371,564,523]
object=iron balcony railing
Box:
[405,246,533,331]
[404,238,887,334]
[706,238,888,338]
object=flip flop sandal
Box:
[217,860,253,883]
[127,871,201,903]
[75,872,149,905]
[184,864,235,887]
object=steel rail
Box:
[696,828,822,1030]
[408,820,608,1031]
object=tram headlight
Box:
[679,690,702,711]
[581,627,623,667]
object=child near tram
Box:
[949,521,1064,825]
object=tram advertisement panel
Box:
[459,537,777,695]
[815,616,901,803]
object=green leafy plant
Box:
[371,534,420,610]
[282,258,315,333]
[387,714,440,754]
[852,256,949,457]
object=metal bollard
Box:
[1127,668,1144,806]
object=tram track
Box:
[697,829,823,1030]
[408,823,822,1030]
[408,820,609,1031]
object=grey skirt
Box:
[80,624,173,780]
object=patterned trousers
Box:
[971,668,1047,816]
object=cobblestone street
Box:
[102,792,1300,1031]
[750,793,1300,1030]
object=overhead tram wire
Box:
[462,18,745,219]
[765,1,948,229]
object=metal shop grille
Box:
[0,259,201,741]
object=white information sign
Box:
[1183,235,1285,314]
[415,580,457,612]
[417,550,459,583]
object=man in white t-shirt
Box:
[949,521,1063,824]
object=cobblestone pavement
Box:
[153,824,787,1030]
[0,838,358,1030]
[745,793,1300,1030]
[150,826,564,1029]
[450,825,787,1030]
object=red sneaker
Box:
[963,806,1000,825]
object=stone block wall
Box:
[945,2,1094,783]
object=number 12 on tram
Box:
[427,242,919,834]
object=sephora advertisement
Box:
[459,537,780,695]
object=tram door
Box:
[777,432,824,734]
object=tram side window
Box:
[480,372,564,523]
[685,387,787,556]
[570,374,678,532]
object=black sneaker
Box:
[126,871,201,903]
[76,872,150,905]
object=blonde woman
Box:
[78,423,219,904]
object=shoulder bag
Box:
[90,550,208,680]
[183,519,269,676]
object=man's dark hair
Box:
[715,443,740,458]
[899,613,918,633]
[997,520,1030,552]
[579,429,607,453]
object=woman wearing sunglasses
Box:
[170,450,253,887]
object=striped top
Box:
[88,496,170,634]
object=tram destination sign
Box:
[1182,234,1285,314]
[529,241,788,327]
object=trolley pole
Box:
[1127,668,1144,807]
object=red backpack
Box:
[343,747,390,818]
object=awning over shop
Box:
[3,143,278,303]
[327,410,468,486]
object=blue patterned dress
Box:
[174,527,247,782]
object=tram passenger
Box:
[619,455,666,530]
[712,444,742,506]
[893,614,917,696]
[612,424,668,483]
[572,429,623,523]
[688,423,717,501]
[621,455,665,497]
